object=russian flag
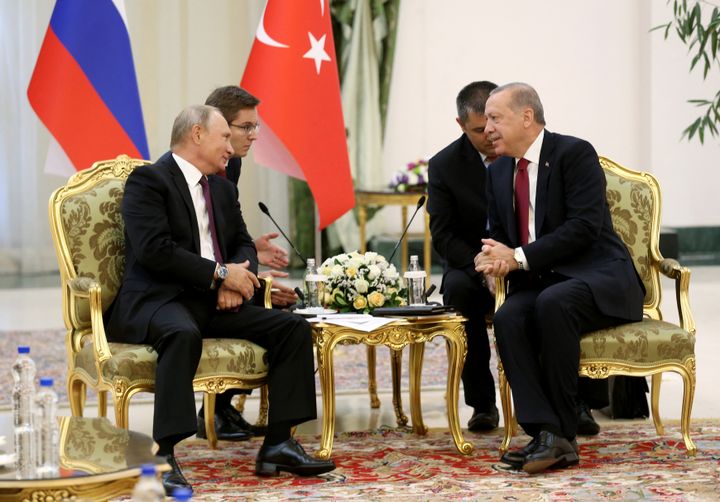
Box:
[27,0,149,174]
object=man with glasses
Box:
[195,86,298,443]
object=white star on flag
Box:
[303,32,331,74]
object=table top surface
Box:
[0,416,166,485]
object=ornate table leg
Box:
[444,331,474,455]
[391,348,408,426]
[409,342,427,435]
[315,331,337,460]
[367,346,381,408]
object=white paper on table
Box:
[307,313,397,332]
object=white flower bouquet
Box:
[319,251,407,313]
[389,159,429,192]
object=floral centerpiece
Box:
[319,251,406,313]
[389,159,429,192]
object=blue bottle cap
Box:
[18,346,30,354]
[40,378,54,387]
[140,463,157,476]
[173,486,192,500]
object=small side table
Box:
[311,315,473,460]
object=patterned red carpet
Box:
[159,420,720,501]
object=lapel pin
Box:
[545,161,550,167]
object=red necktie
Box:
[198,176,224,263]
[515,158,530,246]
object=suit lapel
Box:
[534,132,555,237]
[167,156,202,255]
[494,157,519,246]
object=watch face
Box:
[219,265,228,279]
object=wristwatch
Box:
[216,264,229,282]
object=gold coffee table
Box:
[311,315,473,459]
[0,417,168,501]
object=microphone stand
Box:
[387,195,427,266]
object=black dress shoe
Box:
[522,431,579,474]
[576,401,601,436]
[222,404,268,437]
[159,454,192,496]
[256,438,336,477]
[467,406,499,432]
[500,435,540,470]
[196,407,252,441]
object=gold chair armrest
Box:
[494,276,507,311]
[67,276,113,364]
[258,276,273,309]
[657,258,696,336]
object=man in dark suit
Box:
[427,81,500,431]
[196,86,298,442]
[475,83,644,474]
[106,105,335,494]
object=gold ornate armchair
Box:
[48,155,270,449]
[495,156,697,454]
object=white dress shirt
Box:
[172,153,216,261]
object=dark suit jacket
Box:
[486,130,644,321]
[428,134,489,287]
[226,156,242,185]
[106,151,257,343]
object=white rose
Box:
[347,258,362,270]
[364,251,378,262]
[367,265,381,280]
[331,264,344,277]
[354,279,369,294]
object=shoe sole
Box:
[523,452,579,474]
[196,430,252,441]
[255,461,336,477]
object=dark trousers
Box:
[146,290,316,443]
[442,269,495,412]
[493,276,625,440]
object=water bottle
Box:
[404,255,426,305]
[35,378,60,477]
[12,346,37,479]
[132,463,165,501]
[303,258,325,310]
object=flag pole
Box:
[314,202,322,265]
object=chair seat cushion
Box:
[74,338,268,384]
[580,319,695,366]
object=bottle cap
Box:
[173,486,193,500]
[140,463,157,476]
[18,346,30,354]
[40,378,54,387]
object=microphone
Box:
[258,202,307,266]
[387,195,427,265]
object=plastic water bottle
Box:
[35,378,60,477]
[132,463,165,501]
[404,255,426,305]
[303,258,325,310]
[12,346,37,479]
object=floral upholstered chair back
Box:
[49,156,150,333]
[600,156,663,319]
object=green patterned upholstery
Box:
[49,156,271,448]
[496,156,698,455]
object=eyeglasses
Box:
[229,122,260,135]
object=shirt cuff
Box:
[514,247,529,271]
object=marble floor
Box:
[1,269,718,441]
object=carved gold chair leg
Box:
[204,393,218,450]
[650,373,664,435]
[680,364,697,455]
[409,343,427,435]
[257,385,269,427]
[498,366,514,454]
[391,348,408,427]
[234,393,247,415]
[316,338,337,460]
[367,346,381,408]
[445,335,473,455]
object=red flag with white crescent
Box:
[241,0,355,229]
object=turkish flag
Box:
[241,0,355,229]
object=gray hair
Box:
[456,81,497,123]
[170,105,220,148]
[490,82,546,125]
